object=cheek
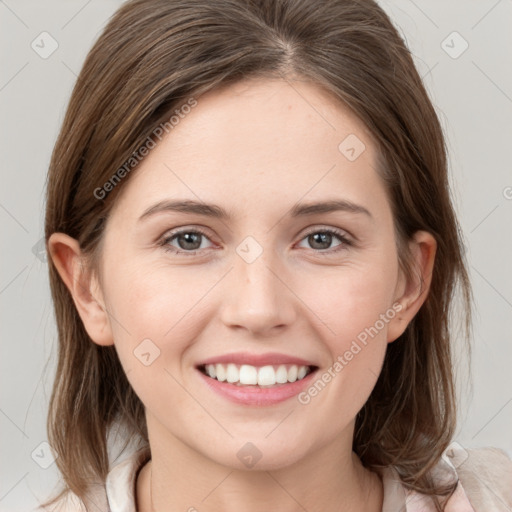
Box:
[104,265,202,409]
[107,260,192,328]
[295,265,396,421]
[299,256,399,347]
[104,262,214,363]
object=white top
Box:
[41,443,512,511]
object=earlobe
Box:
[387,230,437,343]
[47,232,114,346]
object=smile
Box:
[198,363,317,387]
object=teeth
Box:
[240,364,258,384]
[203,363,312,386]
[275,365,288,383]
[226,363,239,383]
[297,365,308,380]
[258,365,275,386]
[215,364,227,382]
[206,365,216,379]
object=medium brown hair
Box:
[42,0,472,509]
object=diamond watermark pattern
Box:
[338,134,366,162]
[134,338,161,366]
[31,237,47,262]
[442,441,469,469]
[236,236,263,264]
[31,441,57,469]
[31,32,59,59]
[441,31,469,59]
[237,442,263,468]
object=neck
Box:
[136,431,383,512]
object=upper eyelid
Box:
[301,225,351,238]
[161,224,352,237]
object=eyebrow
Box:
[138,198,373,222]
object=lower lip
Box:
[196,367,318,406]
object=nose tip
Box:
[220,249,296,335]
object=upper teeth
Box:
[204,363,311,386]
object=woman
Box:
[40,0,512,510]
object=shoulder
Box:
[36,447,149,512]
[447,443,512,511]
[378,443,512,511]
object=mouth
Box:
[196,363,319,388]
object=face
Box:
[87,78,410,469]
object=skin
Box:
[49,77,436,512]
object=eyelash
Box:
[158,226,353,256]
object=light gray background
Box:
[1,0,511,510]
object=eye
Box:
[158,226,353,256]
[296,227,352,255]
[159,227,214,255]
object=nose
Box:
[219,248,297,336]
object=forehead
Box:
[109,77,387,223]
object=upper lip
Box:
[196,352,318,368]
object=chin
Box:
[206,440,309,472]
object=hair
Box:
[42,0,473,510]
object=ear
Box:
[48,232,114,346]
[387,230,437,343]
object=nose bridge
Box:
[220,235,296,333]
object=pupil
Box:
[179,232,201,250]
[310,232,331,249]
